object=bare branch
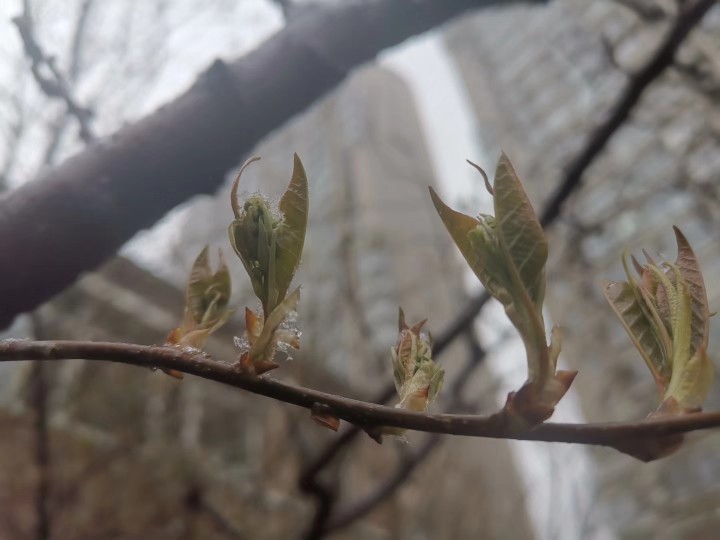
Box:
[1,340,719,450]
[540,0,716,226]
[12,12,95,144]
[41,0,97,165]
[612,0,668,21]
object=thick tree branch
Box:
[1,340,719,451]
[0,0,546,329]
[539,0,717,226]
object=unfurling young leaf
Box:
[604,227,713,415]
[228,154,308,318]
[430,153,576,425]
[228,154,307,375]
[236,287,301,375]
[380,308,444,438]
[165,246,234,378]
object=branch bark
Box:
[1,340,719,450]
[0,0,545,329]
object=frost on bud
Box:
[165,246,234,378]
[228,154,308,318]
[236,287,301,375]
[430,154,575,425]
[604,227,713,414]
[383,308,443,438]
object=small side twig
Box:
[12,11,95,144]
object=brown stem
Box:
[2,340,719,448]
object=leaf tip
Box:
[466,159,493,195]
[231,155,261,218]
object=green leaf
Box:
[603,280,668,391]
[165,246,234,379]
[390,309,443,414]
[605,228,713,417]
[430,154,572,425]
[670,266,692,374]
[186,246,232,327]
[673,226,710,354]
[274,153,309,312]
[428,187,484,281]
[228,197,277,312]
[665,347,713,411]
[493,152,548,310]
[228,155,308,316]
[248,286,301,368]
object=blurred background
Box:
[0,0,719,538]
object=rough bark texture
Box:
[0,0,545,329]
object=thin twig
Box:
[12,12,95,144]
[539,0,717,226]
[1,340,719,447]
[41,0,96,164]
[185,485,245,540]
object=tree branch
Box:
[0,0,546,330]
[539,0,717,226]
[1,340,719,451]
[12,11,95,144]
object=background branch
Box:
[12,9,95,144]
[539,0,716,226]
